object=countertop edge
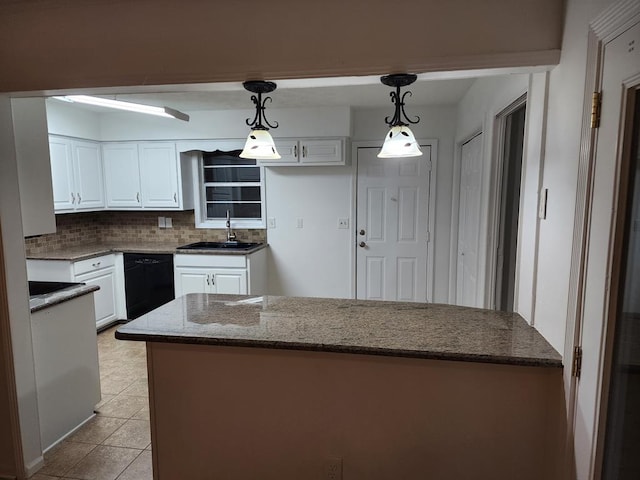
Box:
[114,329,563,369]
[30,284,100,313]
[26,243,268,261]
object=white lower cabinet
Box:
[27,253,122,329]
[174,249,266,297]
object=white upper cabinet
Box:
[258,138,348,166]
[49,136,105,213]
[139,142,180,208]
[73,140,104,210]
[103,143,141,207]
[103,141,191,210]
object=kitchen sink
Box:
[28,281,84,296]
[177,241,262,251]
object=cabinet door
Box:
[75,268,118,328]
[300,139,343,165]
[258,140,299,165]
[139,142,180,208]
[103,143,142,208]
[211,269,247,294]
[49,137,75,211]
[175,268,211,297]
[73,140,105,210]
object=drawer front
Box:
[174,254,246,268]
[73,254,115,276]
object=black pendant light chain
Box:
[243,80,279,131]
[381,73,420,127]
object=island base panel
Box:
[147,342,566,480]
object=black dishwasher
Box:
[124,253,175,320]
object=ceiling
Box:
[50,68,542,114]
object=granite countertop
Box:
[116,294,563,368]
[30,284,100,313]
[26,242,267,261]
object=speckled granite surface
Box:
[116,294,563,368]
[30,284,99,313]
[26,242,267,261]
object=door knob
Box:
[359,242,367,248]
[359,229,366,235]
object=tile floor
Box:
[31,325,153,480]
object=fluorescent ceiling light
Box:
[53,95,189,121]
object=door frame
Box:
[351,140,438,302]
[567,0,640,477]
[488,94,527,311]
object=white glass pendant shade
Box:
[378,125,423,158]
[240,129,281,159]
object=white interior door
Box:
[356,146,432,302]
[575,21,640,480]
[456,133,483,307]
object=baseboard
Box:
[97,318,128,334]
[42,412,96,455]
[0,474,17,480]
[24,455,44,478]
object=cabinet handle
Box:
[294,145,298,158]
[92,261,101,268]
[77,193,81,204]
[302,145,307,158]
[173,193,177,203]
[71,192,76,204]
[136,192,140,203]
[206,274,210,286]
[211,274,214,285]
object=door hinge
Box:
[591,91,602,129]
[572,345,583,378]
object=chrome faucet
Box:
[226,210,237,242]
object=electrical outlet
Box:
[338,218,349,229]
[165,217,173,228]
[267,217,276,229]
[325,457,342,480]
[158,216,166,228]
[296,218,304,229]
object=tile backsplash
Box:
[24,211,266,255]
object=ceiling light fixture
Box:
[53,95,190,122]
[378,73,422,158]
[239,80,281,159]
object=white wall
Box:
[352,106,458,302]
[0,97,43,475]
[265,166,354,298]
[46,100,101,140]
[534,0,617,356]
[99,106,352,141]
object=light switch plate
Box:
[165,217,173,228]
[267,217,276,229]
[158,216,166,228]
[338,218,349,229]
[296,218,304,229]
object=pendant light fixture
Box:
[378,73,422,158]
[240,80,281,159]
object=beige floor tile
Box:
[96,394,148,419]
[132,405,150,421]
[102,419,151,449]
[115,450,153,480]
[29,474,61,479]
[67,416,126,444]
[39,441,95,477]
[95,394,116,409]
[64,445,141,480]
[120,380,148,397]
[100,374,136,396]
